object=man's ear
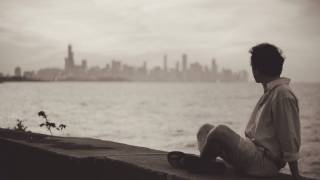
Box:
[254,69,260,75]
[252,67,259,75]
[251,67,262,83]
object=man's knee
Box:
[197,123,214,138]
[207,124,230,141]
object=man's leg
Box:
[197,123,215,154]
[197,124,241,162]
[197,124,279,176]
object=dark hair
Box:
[249,43,285,77]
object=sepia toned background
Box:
[0,0,319,178]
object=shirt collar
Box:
[265,77,290,92]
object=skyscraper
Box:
[211,58,218,75]
[143,61,147,72]
[111,60,121,75]
[81,59,87,71]
[182,53,188,72]
[163,54,168,72]
[14,67,21,77]
[65,44,75,73]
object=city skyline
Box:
[0,0,319,82]
[2,44,248,82]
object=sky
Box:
[0,0,319,82]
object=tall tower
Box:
[65,44,75,73]
[182,53,188,72]
[163,54,168,72]
[211,58,218,75]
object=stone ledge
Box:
[0,128,312,180]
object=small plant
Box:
[38,111,66,135]
[13,119,28,132]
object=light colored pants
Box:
[197,124,279,177]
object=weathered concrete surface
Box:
[0,128,311,180]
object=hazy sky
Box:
[0,0,319,82]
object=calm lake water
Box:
[0,82,319,178]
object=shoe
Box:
[167,151,226,174]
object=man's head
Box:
[249,43,285,83]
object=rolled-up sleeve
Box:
[272,96,301,162]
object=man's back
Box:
[246,77,300,168]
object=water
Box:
[0,82,319,178]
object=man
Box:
[196,43,301,178]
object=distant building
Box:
[143,61,147,73]
[135,61,148,81]
[189,62,203,81]
[9,43,248,82]
[150,66,162,80]
[105,63,110,70]
[87,66,102,78]
[63,44,87,79]
[163,54,168,72]
[23,71,35,79]
[14,67,22,77]
[81,59,87,72]
[111,60,121,76]
[182,53,188,72]
[122,64,135,78]
[37,68,62,81]
[64,44,75,74]
[237,70,249,82]
[175,61,180,72]
[211,59,218,81]
[211,59,218,74]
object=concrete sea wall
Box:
[0,128,304,180]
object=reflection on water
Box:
[0,82,319,178]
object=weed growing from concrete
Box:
[13,119,28,132]
[38,111,66,135]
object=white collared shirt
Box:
[245,77,301,163]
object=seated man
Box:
[197,43,301,178]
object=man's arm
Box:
[272,95,301,178]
